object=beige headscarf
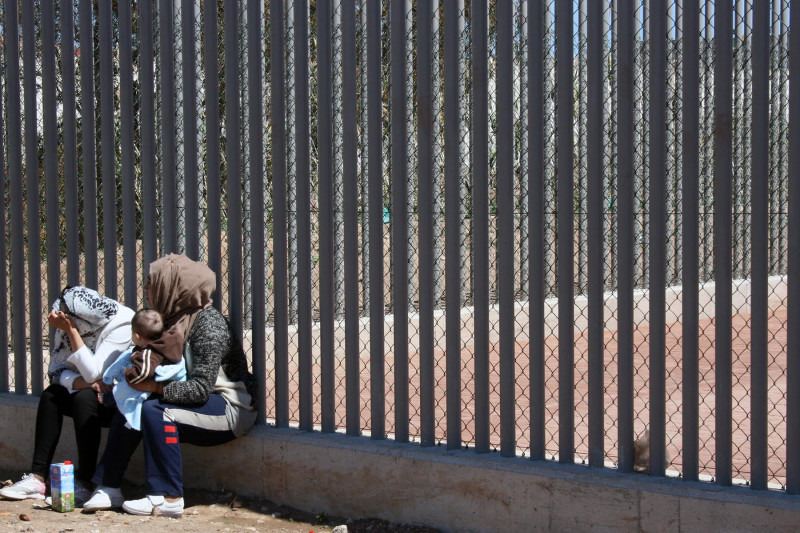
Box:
[145,254,216,362]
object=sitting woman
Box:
[84,254,257,517]
[0,287,134,504]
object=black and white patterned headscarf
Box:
[47,286,121,384]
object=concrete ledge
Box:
[2,393,799,532]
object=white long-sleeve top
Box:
[58,307,135,392]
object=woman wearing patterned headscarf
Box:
[85,254,257,517]
[0,287,134,505]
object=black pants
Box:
[31,384,116,484]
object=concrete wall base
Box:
[2,393,799,532]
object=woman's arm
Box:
[160,309,228,405]
[55,308,134,384]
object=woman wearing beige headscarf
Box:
[84,255,257,517]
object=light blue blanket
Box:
[102,349,186,430]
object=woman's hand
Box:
[48,310,85,353]
[47,310,76,332]
[91,380,111,394]
[91,380,111,403]
[126,375,164,395]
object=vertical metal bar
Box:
[714,0,733,487]
[457,4,468,307]
[471,0,489,454]
[432,2,444,310]
[160,0,178,253]
[22,0,42,393]
[271,0,289,428]
[418,0,436,447]
[99,0,116,300]
[224,0,243,339]
[247,0,266,424]
[617,0,635,473]
[556,0,574,464]
[648,0,667,478]
[587,0,604,468]
[749,0,768,491]
[359,1,370,317]
[141,0,158,275]
[368,0,385,440]
[391,0,410,444]
[297,0,313,432]
[4,0,24,394]
[497,0,515,458]
[788,0,800,496]
[577,0,587,294]
[681,0,700,483]
[518,1,529,300]
[60,0,79,286]
[0,53,7,393]
[405,1,416,315]
[780,1,789,275]
[528,0,545,461]
[79,0,98,289]
[42,0,61,323]
[286,3,297,325]
[342,0,359,436]
[444,0,462,451]
[316,2,334,435]
[203,0,221,302]
[120,0,137,308]
[182,0,199,259]
[333,0,345,319]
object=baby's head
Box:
[131,308,164,347]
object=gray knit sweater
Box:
[161,307,256,408]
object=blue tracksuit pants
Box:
[93,394,236,496]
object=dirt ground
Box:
[0,476,440,533]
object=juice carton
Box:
[49,461,75,512]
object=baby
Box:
[125,308,182,384]
[102,308,186,430]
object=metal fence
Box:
[2,0,799,494]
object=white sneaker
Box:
[122,495,184,517]
[82,485,124,511]
[0,474,46,501]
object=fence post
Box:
[471,0,490,455]
[203,0,222,302]
[616,0,635,473]
[120,0,137,309]
[497,0,515,458]
[444,0,463,451]
[556,0,574,464]
[296,0,313,433]
[528,0,545,462]
[681,0,700,483]
[749,0,769,491]
[342,0,359,436]
[419,0,437,448]
[22,0,43,394]
[714,0,733,487]
[367,0,386,441]
[271,0,289,428]
[587,0,604,469]
[648,0,667,478]
[247,0,267,426]
[786,0,800,495]
[391,0,410,443]
[182,0,200,260]
[60,0,80,286]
